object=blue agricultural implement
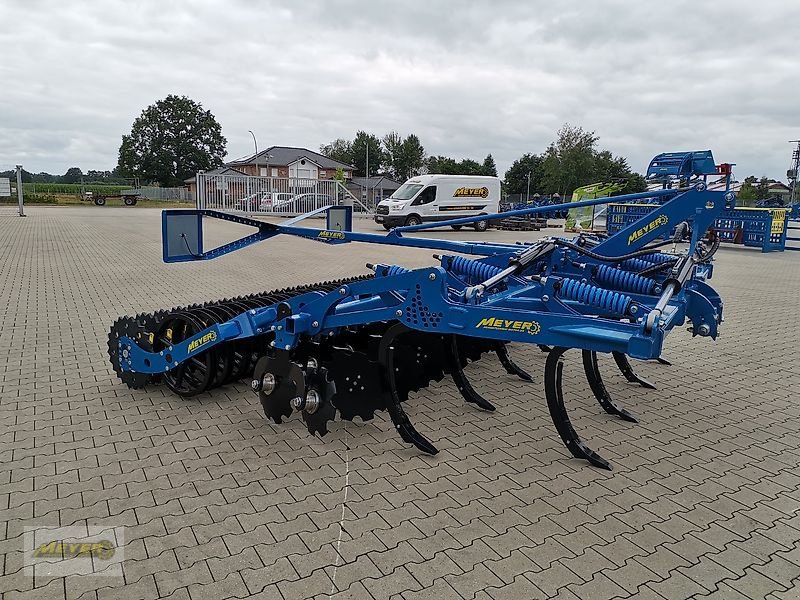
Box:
[108,150,732,470]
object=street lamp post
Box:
[526,171,532,204]
[248,130,258,176]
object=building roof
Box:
[228,146,355,171]
[349,175,402,190]
[768,182,791,191]
[184,166,247,184]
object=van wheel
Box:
[474,218,489,232]
[383,224,392,231]
[405,215,422,226]
[450,225,463,231]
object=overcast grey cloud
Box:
[1,0,797,179]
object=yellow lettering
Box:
[34,541,61,558]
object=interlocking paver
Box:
[3,208,800,599]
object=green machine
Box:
[565,181,626,231]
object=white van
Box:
[374,175,501,231]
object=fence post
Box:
[196,172,204,209]
[15,165,26,217]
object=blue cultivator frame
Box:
[111,151,734,469]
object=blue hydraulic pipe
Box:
[393,187,683,233]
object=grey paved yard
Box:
[2,206,800,600]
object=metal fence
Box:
[0,165,25,217]
[195,173,372,216]
[137,186,190,202]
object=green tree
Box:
[62,167,83,184]
[737,175,758,203]
[118,95,226,186]
[382,131,403,178]
[427,155,460,174]
[503,153,544,195]
[756,176,771,199]
[0,169,33,183]
[351,131,383,176]
[427,155,488,175]
[482,153,497,176]
[619,172,647,195]
[540,124,599,195]
[319,138,353,166]
[394,134,426,181]
[458,159,483,175]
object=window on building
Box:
[271,168,278,177]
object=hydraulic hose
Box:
[552,238,682,263]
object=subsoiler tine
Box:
[582,351,638,423]
[544,347,612,470]
[450,337,496,411]
[495,343,533,382]
[656,356,673,366]
[379,323,439,455]
[612,351,657,390]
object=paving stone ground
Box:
[1,206,800,600]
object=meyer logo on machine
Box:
[188,331,217,353]
[475,317,541,335]
[317,230,346,240]
[628,214,669,245]
[453,186,489,198]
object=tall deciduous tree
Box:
[351,131,383,176]
[394,134,426,181]
[737,175,758,203]
[540,124,599,195]
[319,138,353,166]
[426,155,460,174]
[118,95,226,186]
[382,131,403,178]
[503,153,544,195]
[62,167,83,184]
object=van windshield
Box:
[390,183,423,201]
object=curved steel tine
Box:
[451,337,496,411]
[583,351,638,423]
[612,351,656,390]
[538,345,552,353]
[656,356,673,366]
[544,348,612,470]
[379,323,439,455]
[495,343,533,382]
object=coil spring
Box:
[448,256,504,282]
[381,265,410,276]
[638,252,676,264]
[594,264,658,295]
[557,279,632,315]
[618,257,655,272]
[618,253,675,273]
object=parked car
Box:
[273,193,334,211]
[269,193,294,208]
[755,198,786,208]
[235,191,271,211]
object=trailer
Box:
[81,188,141,206]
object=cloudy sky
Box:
[1,0,797,180]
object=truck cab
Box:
[375,175,501,231]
